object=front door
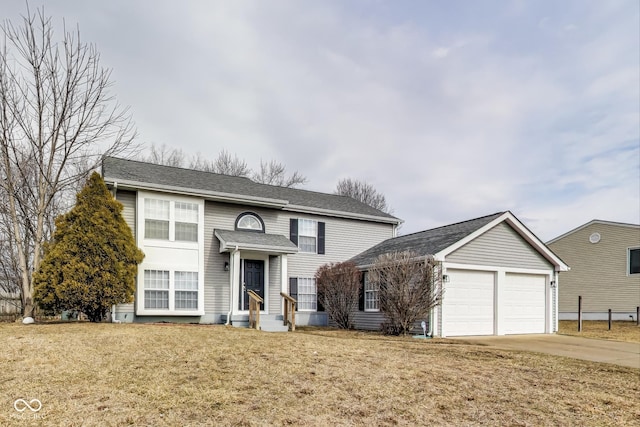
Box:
[241,259,264,311]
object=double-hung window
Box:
[290,218,325,254]
[364,273,379,312]
[144,270,169,309]
[297,278,317,311]
[629,248,640,275]
[144,199,170,240]
[175,271,198,309]
[144,198,199,242]
[143,270,199,311]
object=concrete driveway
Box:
[451,334,640,369]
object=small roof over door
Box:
[215,229,299,254]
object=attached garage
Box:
[350,211,569,337]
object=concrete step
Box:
[259,319,290,332]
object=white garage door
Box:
[503,273,546,334]
[442,269,495,336]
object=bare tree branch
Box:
[252,159,307,188]
[335,178,391,214]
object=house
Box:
[547,220,640,321]
[101,157,401,327]
[350,212,569,337]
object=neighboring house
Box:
[547,220,640,321]
[101,157,400,327]
[350,212,569,337]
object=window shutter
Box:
[289,219,298,245]
[317,222,325,255]
[358,274,365,311]
[289,277,298,311]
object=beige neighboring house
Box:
[547,220,640,321]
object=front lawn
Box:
[559,320,640,343]
[1,323,638,426]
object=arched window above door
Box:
[235,213,265,233]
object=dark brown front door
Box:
[241,260,264,311]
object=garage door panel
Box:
[503,273,546,334]
[443,269,495,336]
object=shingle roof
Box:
[350,212,504,267]
[215,229,299,254]
[102,157,399,223]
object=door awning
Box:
[215,229,299,254]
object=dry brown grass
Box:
[1,323,638,426]
[559,320,640,343]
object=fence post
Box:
[578,296,582,332]
[608,309,612,331]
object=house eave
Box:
[283,204,401,225]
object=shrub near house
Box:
[34,173,144,322]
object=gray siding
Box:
[352,311,387,331]
[204,201,232,316]
[114,190,137,319]
[268,255,281,314]
[549,222,640,314]
[116,190,136,234]
[446,222,552,270]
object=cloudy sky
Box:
[5,0,639,241]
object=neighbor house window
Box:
[175,202,199,242]
[175,271,198,310]
[364,273,379,312]
[144,199,170,240]
[297,277,317,311]
[629,248,640,275]
[143,198,199,242]
[144,270,169,309]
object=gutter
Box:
[225,246,239,326]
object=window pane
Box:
[299,236,316,253]
[630,249,640,274]
[237,215,263,231]
[175,291,198,309]
[144,290,169,309]
[175,202,198,223]
[175,222,198,242]
[175,271,198,290]
[144,199,170,220]
[144,270,169,289]
[298,219,317,237]
[145,219,169,239]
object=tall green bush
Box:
[34,172,144,322]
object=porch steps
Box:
[228,314,290,332]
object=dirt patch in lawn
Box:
[559,320,640,343]
[1,323,638,426]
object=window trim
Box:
[291,218,325,255]
[629,247,640,276]
[291,277,317,312]
[141,268,201,314]
[142,196,200,244]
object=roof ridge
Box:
[392,211,505,240]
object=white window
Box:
[629,248,640,275]
[143,198,199,242]
[144,199,170,240]
[143,269,199,311]
[175,271,198,310]
[144,270,169,309]
[298,219,317,253]
[175,202,199,242]
[297,277,317,311]
[364,273,379,312]
[236,214,264,231]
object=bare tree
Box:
[335,178,391,213]
[367,251,443,335]
[315,262,362,329]
[253,159,307,188]
[192,149,250,177]
[145,143,185,167]
[0,6,136,318]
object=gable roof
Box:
[102,157,400,224]
[351,211,569,271]
[215,229,299,254]
[547,219,640,244]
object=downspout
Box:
[225,246,239,325]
